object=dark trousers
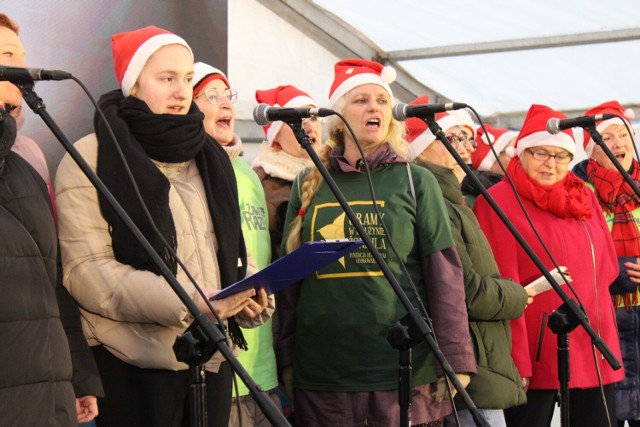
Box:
[92,345,233,427]
[505,384,616,427]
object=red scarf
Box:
[506,157,593,220]
[587,159,640,257]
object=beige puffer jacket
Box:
[55,134,273,372]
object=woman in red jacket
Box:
[473,104,624,427]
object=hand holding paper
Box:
[524,266,572,295]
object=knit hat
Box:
[472,124,519,171]
[255,85,317,146]
[192,62,230,96]
[328,58,396,108]
[582,100,635,157]
[112,26,193,97]
[511,104,575,158]
[405,95,462,161]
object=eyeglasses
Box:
[301,116,320,125]
[445,133,477,149]
[526,149,573,164]
[197,87,238,104]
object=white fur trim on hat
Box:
[408,114,461,160]
[266,95,317,145]
[409,129,436,161]
[478,130,518,171]
[328,73,392,108]
[516,131,575,157]
[121,33,193,97]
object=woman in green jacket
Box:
[405,96,533,427]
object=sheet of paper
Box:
[524,266,570,295]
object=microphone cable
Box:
[469,107,579,305]
[329,111,434,330]
[324,109,467,412]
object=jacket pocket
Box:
[535,313,548,363]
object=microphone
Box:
[546,114,617,134]
[253,103,335,126]
[392,102,468,121]
[0,66,72,84]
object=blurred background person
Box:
[192,61,281,427]
[462,124,518,207]
[406,95,531,427]
[251,84,323,420]
[474,104,624,427]
[0,12,102,426]
[252,84,322,261]
[572,100,640,427]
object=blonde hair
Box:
[284,89,409,252]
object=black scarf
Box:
[95,90,247,349]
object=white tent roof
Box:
[236,0,639,131]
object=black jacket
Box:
[0,152,102,426]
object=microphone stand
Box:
[586,125,640,198]
[286,121,489,427]
[424,115,621,427]
[19,83,290,427]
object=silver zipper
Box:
[581,221,603,350]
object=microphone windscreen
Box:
[546,118,561,135]
[253,103,270,126]
[392,103,408,121]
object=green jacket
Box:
[419,161,528,409]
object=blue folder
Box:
[210,239,363,300]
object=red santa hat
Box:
[405,95,462,161]
[255,85,317,146]
[328,58,396,108]
[192,62,230,96]
[471,124,519,171]
[582,100,635,157]
[510,104,575,158]
[112,26,193,97]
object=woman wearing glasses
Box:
[404,96,532,427]
[473,104,623,427]
[54,27,272,427]
[277,59,475,427]
[192,62,282,426]
[572,101,640,427]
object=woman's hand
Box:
[76,395,98,423]
[237,288,269,320]
[525,287,536,305]
[197,288,257,320]
[624,258,640,284]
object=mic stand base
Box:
[548,301,581,427]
